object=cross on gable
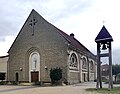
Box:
[29,17,37,36]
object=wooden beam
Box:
[108,42,113,90]
[100,53,109,57]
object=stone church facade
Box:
[7,9,97,84]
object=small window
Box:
[0,73,5,80]
[15,72,19,82]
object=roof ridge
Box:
[52,26,95,58]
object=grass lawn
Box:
[86,87,120,94]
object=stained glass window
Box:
[69,53,78,68]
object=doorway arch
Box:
[29,51,40,82]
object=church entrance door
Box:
[31,71,39,82]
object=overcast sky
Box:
[0,0,120,64]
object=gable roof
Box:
[51,23,96,59]
[8,9,95,59]
[95,25,113,43]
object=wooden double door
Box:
[31,71,39,82]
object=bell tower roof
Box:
[95,25,113,43]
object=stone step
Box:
[20,82,34,86]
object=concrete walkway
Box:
[0,82,117,94]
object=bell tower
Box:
[95,25,113,90]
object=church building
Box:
[7,9,97,84]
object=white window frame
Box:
[69,52,79,70]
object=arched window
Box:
[69,53,78,69]
[30,52,39,71]
[82,58,87,69]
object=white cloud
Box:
[0,0,120,64]
[0,36,15,56]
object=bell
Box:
[102,44,107,50]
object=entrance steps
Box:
[20,82,34,86]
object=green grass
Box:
[86,87,120,94]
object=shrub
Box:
[0,81,6,85]
[11,81,17,85]
[50,67,62,85]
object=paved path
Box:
[0,86,36,93]
[0,82,117,94]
